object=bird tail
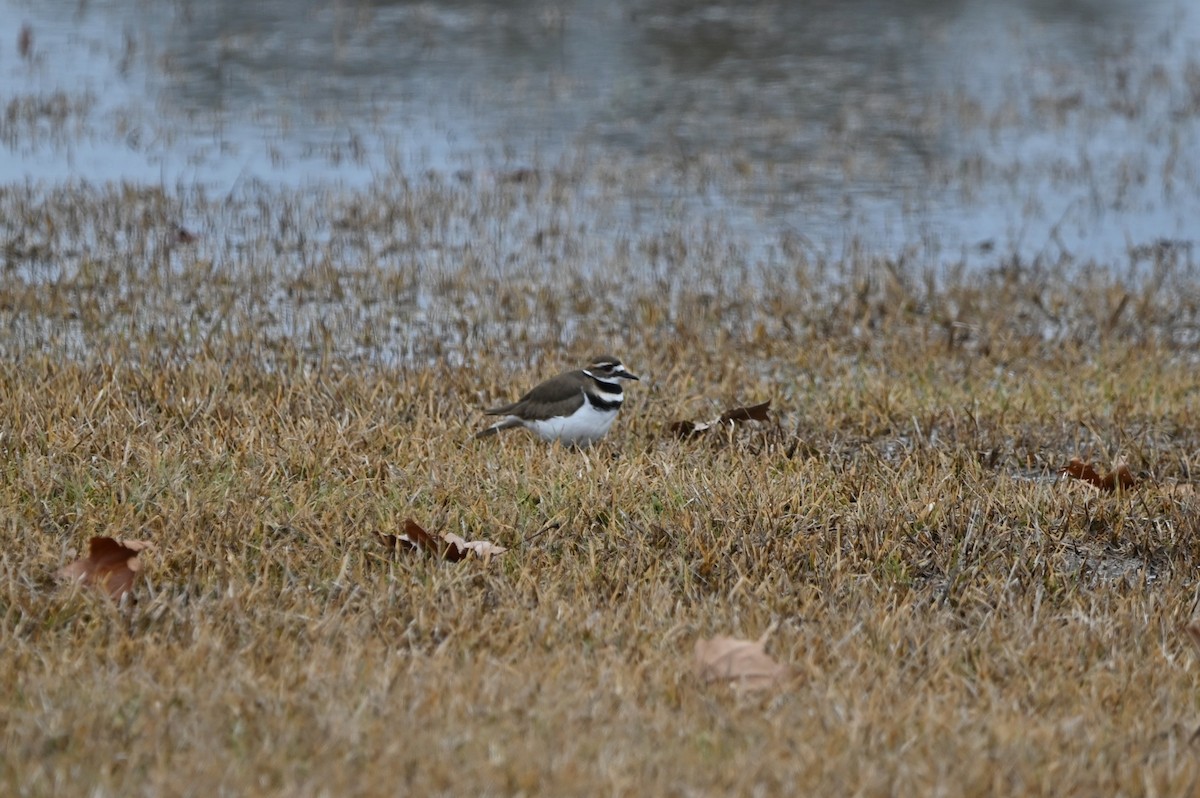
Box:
[475,417,523,439]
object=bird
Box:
[475,355,640,447]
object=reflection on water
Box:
[0,0,1197,261]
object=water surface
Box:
[1,0,1197,263]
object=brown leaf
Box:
[1059,457,1138,492]
[694,632,787,692]
[672,400,771,439]
[669,419,702,438]
[1107,464,1138,491]
[442,532,508,561]
[719,400,772,424]
[377,519,506,562]
[399,517,440,553]
[374,530,409,553]
[59,537,153,599]
[1060,458,1104,486]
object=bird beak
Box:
[620,368,640,381]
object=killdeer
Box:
[476,355,640,447]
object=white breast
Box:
[524,401,619,447]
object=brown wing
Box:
[483,369,586,420]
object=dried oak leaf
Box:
[720,401,772,424]
[694,632,787,692]
[375,530,409,553]
[1059,457,1138,492]
[671,400,771,439]
[378,518,506,562]
[59,537,153,599]
[442,532,507,561]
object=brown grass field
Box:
[2,180,1200,796]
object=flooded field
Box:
[1,0,1198,266]
[5,4,1200,796]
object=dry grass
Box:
[2,178,1200,796]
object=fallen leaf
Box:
[1060,458,1103,486]
[672,400,771,439]
[1059,457,1138,492]
[376,519,439,555]
[694,631,787,691]
[669,419,701,437]
[59,537,153,599]
[399,517,441,553]
[442,532,508,561]
[377,518,506,562]
[375,530,408,552]
[1109,464,1137,490]
[720,401,772,424]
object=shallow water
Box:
[1,0,1198,264]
